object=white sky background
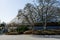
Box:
[0,0,33,23]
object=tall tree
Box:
[33,0,60,30]
[17,0,60,32]
[24,3,35,33]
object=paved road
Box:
[0,35,60,40]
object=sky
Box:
[0,0,33,23]
[0,0,60,23]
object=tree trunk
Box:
[44,15,47,30]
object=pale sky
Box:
[0,0,60,23]
[0,0,33,23]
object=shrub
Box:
[16,25,29,34]
[24,30,33,34]
[33,30,56,35]
[6,32,18,35]
[33,30,42,35]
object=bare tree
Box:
[17,0,60,32]
[17,9,35,34]
[24,3,35,34]
[33,0,60,30]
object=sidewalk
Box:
[0,35,60,40]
